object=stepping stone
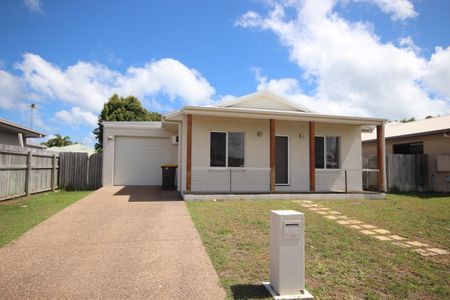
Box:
[316,211,329,215]
[316,207,330,211]
[309,208,320,211]
[328,211,341,215]
[392,242,412,248]
[388,235,406,241]
[426,248,449,255]
[336,215,349,219]
[360,224,377,229]
[413,249,437,257]
[360,230,376,235]
[292,200,302,203]
[374,235,392,241]
[301,204,312,208]
[347,220,363,224]
[337,220,350,225]
[372,229,391,235]
[406,241,430,247]
[325,215,338,220]
[302,200,313,203]
[349,225,362,229]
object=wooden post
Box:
[377,124,385,192]
[25,151,32,196]
[270,119,276,193]
[52,154,57,191]
[309,122,315,192]
[186,114,192,192]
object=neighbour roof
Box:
[0,118,46,138]
[164,91,386,126]
[47,144,96,156]
[362,115,450,142]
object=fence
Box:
[0,144,59,201]
[362,154,427,192]
[59,152,102,190]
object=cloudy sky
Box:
[0,0,449,146]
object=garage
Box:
[113,136,169,185]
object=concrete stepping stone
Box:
[360,230,376,235]
[413,249,438,257]
[360,224,377,229]
[328,211,341,215]
[325,215,338,220]
[309,208,320,211]
[301,204,312,208]
[315,207,330,211]
[302,200,313,203]
[392,242,413,248]
[426,248,449,255]
[373,235,392,241]
[372,229,391,235]
[405,241,430,247]
[316,211,329,215]
[349,225,362,229]
[347,220,363,224]
[337,220,350,225]
[388,235,406,241]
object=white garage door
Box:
[114,136,169,185]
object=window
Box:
[210,132,245,167]
[393,142,423,154]
[315,136,340,169]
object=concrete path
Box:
[0,186,225,299]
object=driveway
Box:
[0,186,225,299]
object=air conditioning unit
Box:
[171,136,179,145]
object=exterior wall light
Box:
[108,136,113,140]
[299,133,305,139]
[257,131,263,137]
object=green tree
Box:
[93,94,161,151]
[41,134,74,147]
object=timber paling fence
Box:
[0,144,103,201]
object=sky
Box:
[0,0,449,146]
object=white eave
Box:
[102,121,163,129]
[163,106,386,126]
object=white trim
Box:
[275,134,290,186]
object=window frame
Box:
[209,131,245,168]
[315,135,341,170]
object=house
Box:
[47,144,96,156]
[0,118,46,147]
[362,115,450,192]
[102,91,387,198]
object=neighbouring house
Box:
[102,91,387,197]
[362,115,450,192]
[0,118,45,147]
[47,144,96,156]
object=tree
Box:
[400,117,416,123]
[93,94,161,151]
[41,134,74,147]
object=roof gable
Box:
[219,90,313,112]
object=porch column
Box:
[376,123,386,192]
[270,119,276,193]
[309,121,315,192]
[186,114,192,192]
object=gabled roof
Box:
[0,118,46,138]
[362,115,450,142]
[218,90,314,112]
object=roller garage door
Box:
[114,136,169,185]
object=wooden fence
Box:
[386,154,427,192]
[0,144,59,201]
[363,154,427,192]
[59,152,102,190]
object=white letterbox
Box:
[264,210,313,299]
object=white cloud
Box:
[237,0,450,119]
[0,70,27,110]
[357,0,417,21]
[424,47,450,99]
[10,53,215,114]
[54,107,98,127]
[24,0,44,14]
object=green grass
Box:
[0,190,91,247]
[187,194,450,299]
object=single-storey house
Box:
[362,115,450,192]
[0,118,45,147]
[102,91,387,198]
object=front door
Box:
[275,136,289,185]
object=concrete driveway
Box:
[0,186,225,299]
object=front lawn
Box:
[187,194,450,299]
[0,191,91,247]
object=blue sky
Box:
[0,0,449,146]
